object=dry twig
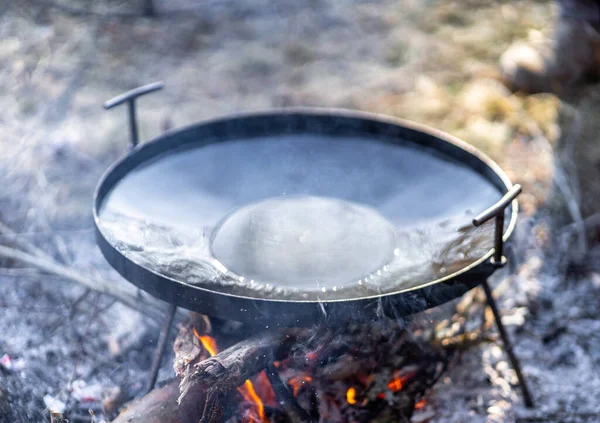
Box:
[0,244,167,323]
[0,220,51,260]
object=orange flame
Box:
[288,375,313,397]
[255,372,277,406]
[415,399,427,410]
[193,327,270,423]
[193,328,218,357]
[346,387,357,405]
[387,371,404,392]
[388,378,403,392]
[239,380,266,422]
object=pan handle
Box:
[103,81,165,149]
[472,184,521,267]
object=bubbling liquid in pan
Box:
[210,196,397,290]
[100,194,493,301]
[97,133,499,301]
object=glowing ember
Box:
[192,327,270,423]
[306,351,319,361]
[415,399,427,410]
[305,344,326,362]
[388,379,403,391]
[346,387,357,405]
[288,375,313,397]
[388,371,404,392]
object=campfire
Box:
[1,83,535,423]
[134,312,446,423]
[75,84,533,423]
[6,2,600,422]
[191,327,272,423]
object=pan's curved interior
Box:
[96,113,506,302]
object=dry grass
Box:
[355,0,557,211]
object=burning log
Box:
[180,326,309,400]
[171,313,311,422]
[110,313,451,423]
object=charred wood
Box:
[265,361,316,423]
[111,379,205,423]
[50,412,68,423]
[182,328,308,401]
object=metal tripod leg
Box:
[146,303,177,394]
[482,280,534,408]
[265,362,316,423]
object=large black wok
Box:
[94,87,519,327]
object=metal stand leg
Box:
[146,303,177,394]
[482,281,534,408]
[265,362,316,423]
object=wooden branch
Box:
[560,212,600,233]
[33,0,211,19]
[180,328,308,402]
[0,244,167,323]
[111,379,207,423]
[192,328,307,388]
[436,330,498,351]
[0,220,51,260]
[50,412,68,423]
[173,313,210,378]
